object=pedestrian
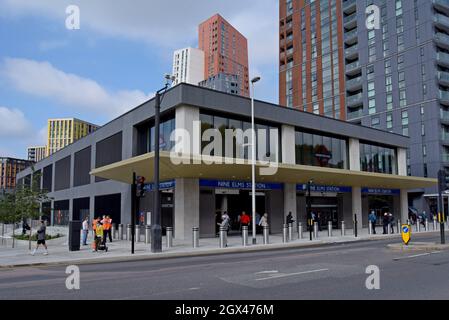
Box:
[286,212,295,225]
[93,220,105,252]
[31,220,48,256]
[220,212,231,234]
[259,213,269,227]
[368,210,377,234]
[382,213,389,234]
[82,216,89,246]
[389,213,395,234]
[92,216,99,238]
[22,218,30,236]
[101,215,112,244]
[317,211,322,231]
[255,212,261,234]
[240,211,251,230]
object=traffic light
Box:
[136,176,146,198]
[438,170,447,193]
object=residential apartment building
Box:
[279,0,449,214]
[199,14,250,97]
[47,118,99,156]
[198,73,240,95]
[172,47,205,86]
[27,146,47,162]
[0,157,33,194]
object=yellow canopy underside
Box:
[90,151,436,190]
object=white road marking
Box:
[393,253,432,261]
[255,268,329,281]
[255,270,279,274]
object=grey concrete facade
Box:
[17,84,413,240]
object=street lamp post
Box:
[151,75,175,253]
[251,77,261,245]
[307,179,313,241]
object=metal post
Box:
[145,225,151,244]
[282,224,288,243]
[192,227,199,248]
[387,222,392,235]
[250,78,259,246]
[263,225,269,244]
[417,220,421,232]
[307,181,313,241]
[288,223,293,242]
[131,172,136,254]
[166,227,173,248]
[118,224,123,240]
[135,225,141,243]
[397,220,401,234]
[354,214,358,238]
[127,224,132,241]
[425,219,428,232]
[313,222,319,239]
[328,221,333,237]
[341,221,346,236]
[219,226,227,248]
[111,223,116,240]
[368,221,373,235]
[297,222,303,240]
[242,226,249,246]
[433,217,438,231]
[151,89,166,254]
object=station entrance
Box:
[215,191,266,235]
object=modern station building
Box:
[17,84,435,239]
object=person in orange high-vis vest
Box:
[92,217,99,238]
[102,215,112,245]
[106,216,113,243]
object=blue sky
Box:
[0,0,279,159]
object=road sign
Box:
[401,224,411,245]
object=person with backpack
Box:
[286,212,295,225]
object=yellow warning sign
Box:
[401,224,411,245]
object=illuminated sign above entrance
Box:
[362,188,400,195]
[200,179,283,190]
[144,180,176,191]
[296,184,352,193]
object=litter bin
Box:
[69,220,82,252]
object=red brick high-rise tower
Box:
[199,14,250,97]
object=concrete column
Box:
[174,178,199,240]
[175,105,200,157]
[349,138,360,171]
[352,187,363,230]
[281,125,296,164]
[89,196,95,221]
[284,183,297,223]
[69,154,74,188]
[397,148,407,176]
[220,195,228,213]
[400,189,408,224]
[69,199,73,221]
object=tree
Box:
[0,169,51,249]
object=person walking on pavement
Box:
[259,213,269,227]
[368,210,377,234]
[101,215,112,244]
[240,211,251,230]
[286,212,295,225]
[389,213,395,234]
[382,213,389,234]
[31,220,48,256]
[82,216,89,246]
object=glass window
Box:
[360,143,396,174]
[295,130,347,169]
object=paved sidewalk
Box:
[0,226,443,268]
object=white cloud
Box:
[39,39,69,52]
[0,106,32,138]
[0,0,279,92]
[2,58,153,117]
